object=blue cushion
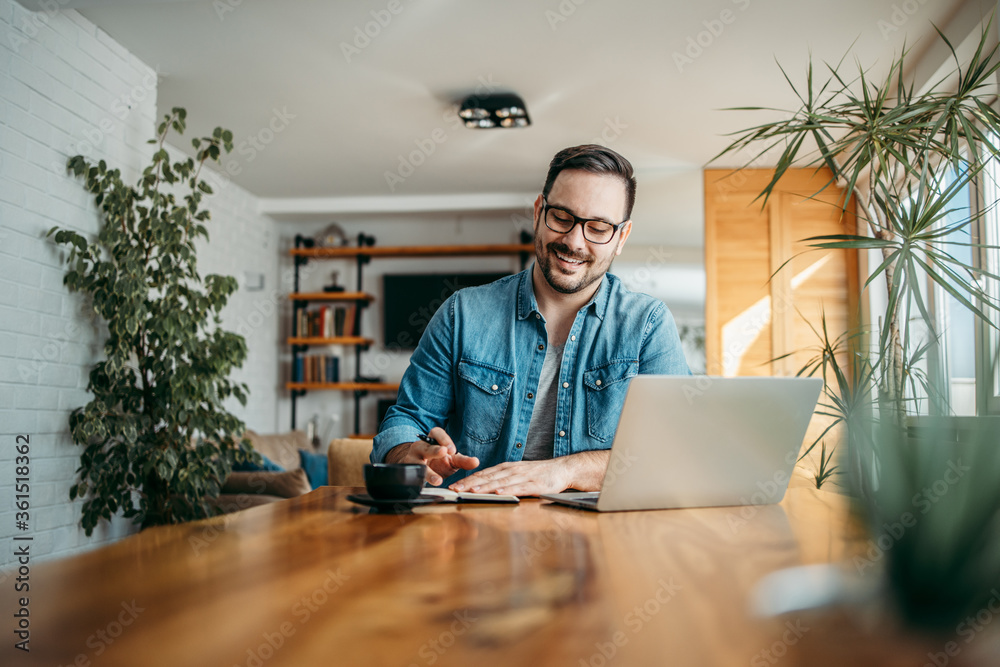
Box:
[233,453,285,473]
[299,449,329,489]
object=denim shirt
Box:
[372,266,691,484]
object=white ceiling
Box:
[31,0,987,217]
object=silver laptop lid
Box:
[597,376,823,511]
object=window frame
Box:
[973,157,1000,415]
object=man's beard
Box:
[535,237,610,295]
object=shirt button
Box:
[535,313,541,319]
[515,442,523,448]
[596,379,602,386]
[527,392,534,399]
[562,382,569,388]
[491,384,498,391]
[559,430,566,437]
[537,344,544,351]
[570,335,576,341]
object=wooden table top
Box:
[2,486,988,667]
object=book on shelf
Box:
[334,307,346,337]
[342,305,356,337]
[296,304,356,339]
[293,354,340,383]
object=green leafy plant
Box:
[716,22,1000,424]
[714,21,1000,629]
[49,107,259,535]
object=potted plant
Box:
[49,107,259,535]
[714,22,1000,629]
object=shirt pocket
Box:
[457,360,515,443]
[584,360,638,442]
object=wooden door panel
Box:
[705,169,859,488]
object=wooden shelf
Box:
[286,382,399,392]
[347,433,376,440]
[289,292,374,302]
[290,243,533,259]
[288,336,374,346]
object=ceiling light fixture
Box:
[458,92,531,129]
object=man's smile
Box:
[550,245,591,270]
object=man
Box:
[371,145,690,495]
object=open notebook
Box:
[422,487,519,504]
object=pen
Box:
[417,434,438,445]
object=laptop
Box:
[540,375,823,512]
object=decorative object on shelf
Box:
[323,270,345,293]
[315,221,349,248]
[714,23,1000,630]
[459,92,531,129]
[48,107,259,535]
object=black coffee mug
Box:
[364,463,426,500]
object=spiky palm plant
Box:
[717,22,1000,424]
[716,22,1000,629]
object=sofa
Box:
[212,430,317,513]
[211,432,375,514]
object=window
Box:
[932,150,1000,416]
[977,152,1000,414]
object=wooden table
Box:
[1,486,988,666]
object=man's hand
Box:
[449,459,572,497]
[384,426,479,486]
[448,449,611,496]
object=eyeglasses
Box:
[541,198,627,245]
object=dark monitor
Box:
[383,273,509,350]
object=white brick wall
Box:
[0,0,279,570]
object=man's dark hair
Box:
[542,144,637,221]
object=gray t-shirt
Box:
[522,343,564,461]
